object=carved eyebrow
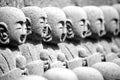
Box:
[112,18,118,23]
[16,21,25,25]
[80,19,85,23]
[97,18,103,23]
[40,17,46,21]
[59,21,64,26]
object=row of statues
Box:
[0,4,120,80]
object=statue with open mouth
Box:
[58,6,106,69]
[57,6,92,69]
[42,7,67,69]
[112,4,120,56]
[0,7,28,80]
[80,6,106,60]
[60,6,90,60]
[98,5,120,61]
[78,6,107,66]
[82,6,106,56]
[20,6,52,75]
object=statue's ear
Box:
[26,17,32,35]
[87,20,91,30]
[66,19,73,33]
[86,20,92,37]
[66,19,73,28]
[0,22,9,44]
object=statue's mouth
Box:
[81,31,86,38]
[20,34,26,42]
[86,29,92,37]
[60,33,66,42]
[114,28,119,35]
[99,30,106,37]
[83,31,86,37]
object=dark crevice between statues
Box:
[0,43,19,51]
[42,41,59,50]
[26,32,42,45]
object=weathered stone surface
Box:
[0,68,23,80]
[67,58,83,69]
[26,60,44,76]
[24,0,73,8]
[0,0,24,8]
[92,62,120,80]
[0,0,119,8]
[85,53,102,66]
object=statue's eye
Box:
[80,19,85,26]
[112,18,118,24]
[40,20,44,23]
[80,21,84,26]
[58,21,65,29]
[59,21,64,26]
[97,18,103,23]
[17,27,22,29]
[58,23,63,29]
[40,17,46,23]
[17,21,24,25]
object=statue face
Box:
[83,6,106,37]
[56,20,67,42]
[63,6,91,39]
[113,4,120,34]
[43,7,67,43]
[37,15,52,42]
[74,19,88,38]
[35,14,48,35]
[92,18,105,37]
[109,19,119,35]
[0,7,27,45]
[42,21,52,42]
[22,7,52,42]
[100,6,119,36]
[10,20,27,44]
